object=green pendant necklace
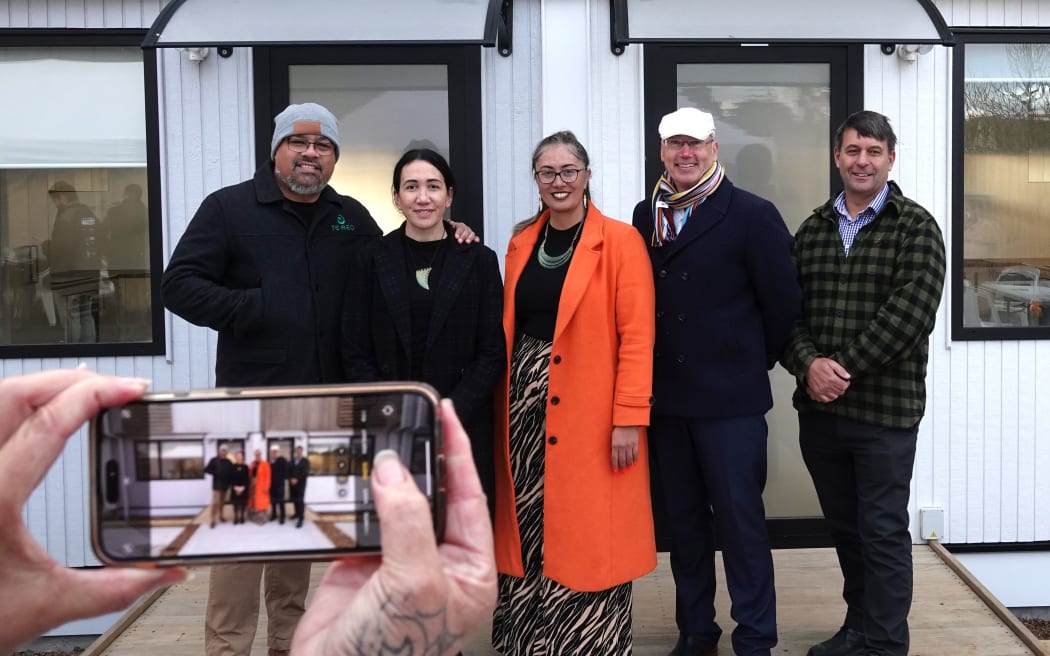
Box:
[537,217,584,270]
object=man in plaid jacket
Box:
[782,110,945,656]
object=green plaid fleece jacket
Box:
[782,181,945,429]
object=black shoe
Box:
[807,627,866,656]
[279,518,285,525]
[669,634,718,656]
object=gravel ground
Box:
[1021,616,1050,639]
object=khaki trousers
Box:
[210,489,228,525]
[204,561,311,655]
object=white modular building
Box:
[1,0,1048,634]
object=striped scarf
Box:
[649,161,726,247]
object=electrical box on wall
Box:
[920,507,944,541]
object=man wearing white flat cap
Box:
[632,107,801,656]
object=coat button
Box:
[550,396,560,405]
[680,272,689,280]
[553,355,562,364]
[676,355,686,364]
[656,310,664,319]
[548,436,558,445]
[677,313,686,322]
[648,396,655,404]
[658,269,668,278]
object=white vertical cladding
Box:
[541,0,592,143]
[0,0,162,28]
[1,0,254,600]
[483,0,543,260]
[158,44,254,395]
[917,0,1050,545]
[534,0,644,225]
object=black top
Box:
[401,233,448,378]
[205,456,234,491]
[230,463,250,488]
[514,220,582,340]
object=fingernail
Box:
[373,450,406,485]
[76,362,89,370]
[441,398,455,411]
[119,377,151,390]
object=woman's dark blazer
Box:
[341,223,505,501]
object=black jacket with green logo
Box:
[162,162,381,386]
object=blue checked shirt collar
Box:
[834,183,889,256]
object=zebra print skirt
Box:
[491,332,633,655]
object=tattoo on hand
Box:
[348,593,463,655]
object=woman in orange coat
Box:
[491,130,657,655]
[250,448,271,518]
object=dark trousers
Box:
[290,484,305,519]
[799,412,917,656]
[650,414,777,656]
[271,491,286,521]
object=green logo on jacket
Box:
[330,214,355,232]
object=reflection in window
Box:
[0,47,152,347]
[350,435,376,477]
[410,433,432,475]
[135,441,204,480]
[676,63,830,233]
[962,43,1050,329]
[307,436,375,476]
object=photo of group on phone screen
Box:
[93,389,437,561]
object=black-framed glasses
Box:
[534,168,585,184]
[662,137,714,151]
[286,136,335,155]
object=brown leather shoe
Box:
[267,650,290,656]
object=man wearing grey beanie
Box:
[162,102,477,656]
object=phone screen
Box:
[91,384,443,565]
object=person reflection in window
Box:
[105,183,149,272]
[47,181,101,343]
[103,183,150,340]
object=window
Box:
[409,433,432,475]
[954,32,1050,338]
[0,32,163,357]
[135,440,204,480]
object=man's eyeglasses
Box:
[534,168,585,184]
[663,137,714,151]
[286,136,335,156]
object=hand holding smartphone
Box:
[90,382,445,566]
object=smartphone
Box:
[90,382,444,566]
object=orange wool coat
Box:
[494,203,657,592]
[251,459,271,512]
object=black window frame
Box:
[640,43,864,549]
[0,29,166,358]
[951,28,1050,341]
[134,439,205,481]
[252,45,485,239]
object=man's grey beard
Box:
[276,168,326,196]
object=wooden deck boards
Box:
[89,546,1044,655]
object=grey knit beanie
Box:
[270,102,340,159]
